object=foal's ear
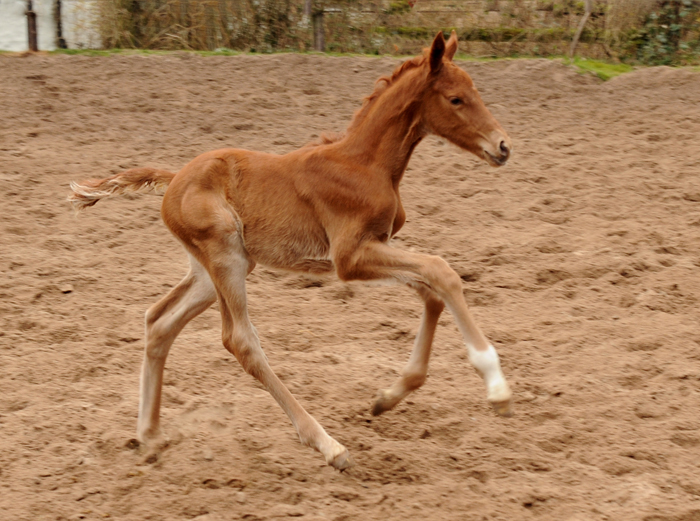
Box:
[444,30,458,61]
[429,31,446,73]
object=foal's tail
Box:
[68,167,176,212]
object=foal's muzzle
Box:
[483,136,511,167]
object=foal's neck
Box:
[341,70,427,184]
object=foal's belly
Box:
[241,218,333,274]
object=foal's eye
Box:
[450,97,463,106]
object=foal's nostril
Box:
[499,140,510,158]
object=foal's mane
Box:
[306,53,427,147]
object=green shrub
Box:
[626,0,700,64]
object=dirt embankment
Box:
[1,53,699,520]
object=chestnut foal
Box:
[70,31,513,470]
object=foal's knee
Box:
[425,256,463,297]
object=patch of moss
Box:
[567,57,634,80]
[385,0,412,15]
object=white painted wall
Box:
[62,0,100,49]
[0,0,99,51]
[0,0,57,51]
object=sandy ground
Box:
[1,52,699,521]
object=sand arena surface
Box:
[1,52,699,521]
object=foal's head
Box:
[420,32,511,167]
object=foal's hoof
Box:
[329,449,355,471]
[371,389,397,416]
[490,399,513,418]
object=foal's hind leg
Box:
[372,285,444,415]
[137,255,217,442]
[199,235,353,470]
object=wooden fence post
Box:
[55,0,67,49]
[312,10,324,51]
[26,0,38,51]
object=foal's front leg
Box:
[336,240,512,416]
[372,284,444,415]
